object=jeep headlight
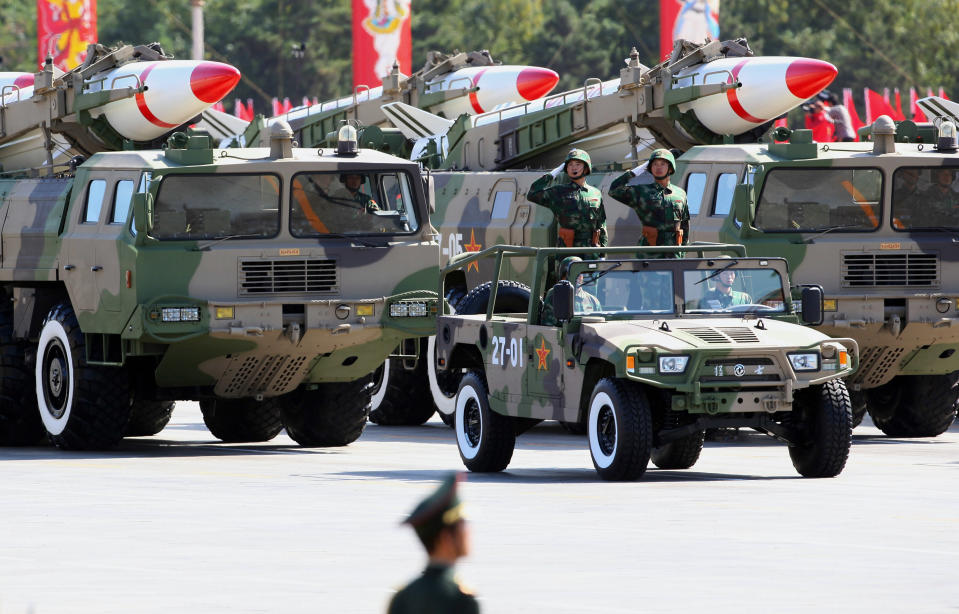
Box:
[658,355,689,374]
[788,352,820,371]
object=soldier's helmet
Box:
[403,473,466,549]
[558,256,583,280]
[648,148,676,175]
[564,149,592,175]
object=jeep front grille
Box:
[239,258,337,295]
[699,357,780,383]
[678,327,759,344]
[842,252,938,288]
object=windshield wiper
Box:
[579,262,622,287]
[321,233,382,248]
[801,224,862,243]
[193,233,264,251]
[695,260,738,285]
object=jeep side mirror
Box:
[131,192,153,245]
[801,286,823,325]
[552,280,575,323]
[733,184,755,229]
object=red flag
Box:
[246,98,255,120]
[865,88,897,124]
[843,88,864,136]
[37,0,97,70]
[352,0,412,88]
[282,97,293,113]
[939,87,950,101]
[892,89,906,121]
[659,0,721,62]
[910,87,927,122]
[271,97,281,116]
[211,102,225,113]
[302,96,312,107]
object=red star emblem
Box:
[464,229,482,272]
[535,338,551,371]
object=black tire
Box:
[35,302,131,450]
[200,397,283,442]
[455,370,515,472]
[369,342,435,426]
[0,299,45,445]
[280,377,371,446]
[789,380,852,478]
[849,389,867,429]
[651,428,705,470]
[868,374,958,437]
[445,285,467,313]
[587,378,652,481]
[125,400,175,437]
[457,280,531,316]
[559,420,587,435]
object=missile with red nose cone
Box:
[421,65,559,116]
[0,72,35,91]
[673,56,837,135]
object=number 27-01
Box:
[491,336,524,368]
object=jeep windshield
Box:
[754,168,881,232]
[683,268,787,314]
[574,268,675,316]
[289,170,420,237]
[891,166,959,230]
[152,173,281,240]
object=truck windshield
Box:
[152,173,280,240]
[575,269,675,316]
[891,166,959,230]
[683,268,786,314]
[289,170,420,237]
[754,168,881,232]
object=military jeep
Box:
[435,244,859,480]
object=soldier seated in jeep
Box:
[541,256,601,325]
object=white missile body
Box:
[0,72,34,91]
[270,65,558,126]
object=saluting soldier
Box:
[609,148,689,257]
[388,473,479,614]
[527,149,608,259]
[541,257,603,325]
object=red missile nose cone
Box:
[14,74,34,88]
[785,59,837,100]
[190,62,241,103]
[517,67,559,101]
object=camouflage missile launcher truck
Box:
[0,124,439,450]
[435,243,859,480]
[674,121,959,437]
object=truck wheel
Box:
[455,370,515,472]
[200,398,283,442]
[35,303,131,450]
[125,401,175,437]
[651,431,705,470]
[868,374,958,437]
[280,378,371,446]
[587,378,652,481]
[788,380,852,478]
[0,300,45,445]
[369,342,435,426]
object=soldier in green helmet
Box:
[609,148,689,258]
[336,173,381,214]
[527,149,609,258]
[699,268,752,309]
[541,256,603,325]
[388,473,479,614]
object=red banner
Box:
[352,0,412,89]
[660,0,720,62]
[37,0,97,71]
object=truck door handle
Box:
[91,265,103,272]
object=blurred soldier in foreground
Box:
[388,473,479,614]
[609,148,689,258]
[527,148,608,258]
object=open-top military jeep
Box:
[435,244,859,480]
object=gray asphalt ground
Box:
[1,403,957,614]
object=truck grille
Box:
[239,259,337,295]
[678,327,759,344]
[842,252,938,288]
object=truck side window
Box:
[490,191,514,219]
[711,173,738,216]
[110,180,135,224]
[684,173,706,216]
[83,179,106,224]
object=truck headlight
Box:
[390,301,428,317]
[390,303,409,317]
[788,352,820,371]
[159,307,201,322]
[658,355,689,374]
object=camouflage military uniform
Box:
[919,185,959,226]
[700,287,752,309]
[527,175,608,251]
[541,286,602,325]
[608,174,688,257]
